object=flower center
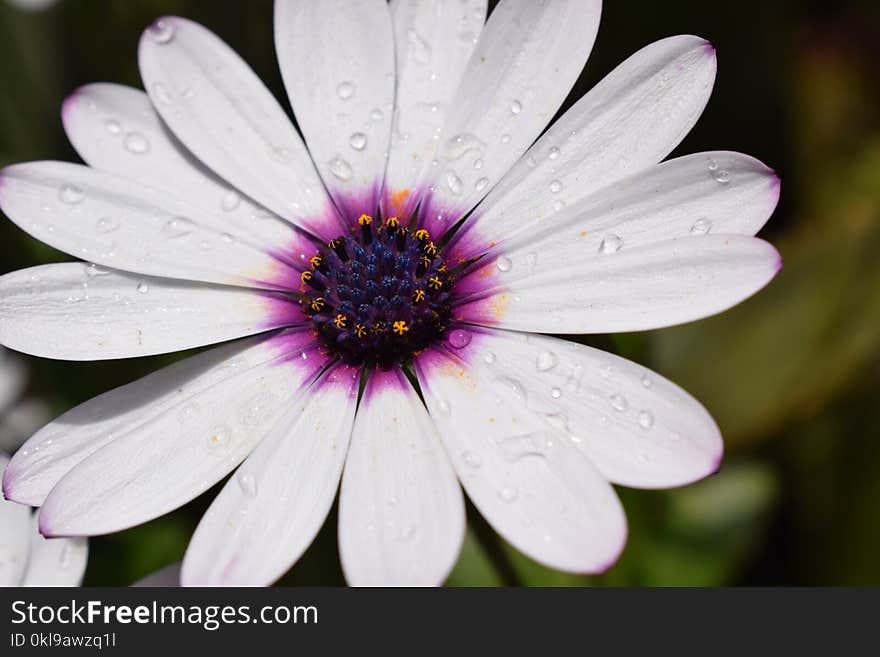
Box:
[300,214,453,369]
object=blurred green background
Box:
[1,0,878,586]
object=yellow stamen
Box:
[334,314,347,329]
[428,276,442,289]
[414,229,430,241]
[354,324,367,338]
[424,242,438,256]
[309,255,323,268]
[358,214,373,226]
[310,297,325,311]
[392,320,409,335]
[413,289,426,303]
[385,216,400,229]
[419,255,431,267]
[300,270,312,284]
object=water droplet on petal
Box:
[498,487,518,503]
[690,218,712,235]
[537,350,558,371]
[59,185,84,204]
[496,256,512,272]
[510,99,522,115]
[474,177,489,191]
[407,28,432,64]
[221,190,241,212]
[638,410,654,429]
[95,217,119,234]
[473,158,484,170]
[501,133,511,144]
[123,132,150,154]
[146,18,176,44]
[328,157,353,181]
[707,159,719,172]
[105,119,122,135]
[370,107,384,122]
[162,217,196,238]
[641,374,652,388]
[599,234,623,254]
[336,81,355,99]
[398,524,417,542]
[549,180,563,193]
[137,282,150,294]
[445,170,463,194]
[462,451,483,468]
[714,170,731,184]
[548,146,560,160]
[610,393,628,412]
[448,329,471,349]
[349,132,367,151]
[550,387,562,399]
[237,471,258,498]
[483,351,496,364]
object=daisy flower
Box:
[1,453,88,586]
[0,1,781,586]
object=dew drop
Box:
[406,28,432,64]
[552,199,566,212]
[59,185,84,205]
[221,190,241,212]
[714,170,731,184]
[448,329,471,349]
[474,177,489,192]
[599,234,623,254]
[162,217,196,238]
[370,107,384,122]
[95,217,119,234]
[473,158,484,170]
[336,81,355,99]
[610,393,628,412]
[638,410,655,430]
[237,472,258,498]
[104,119,122,135]
[445,170,463,194]
[220,233,234,244]
[437,397,452,416]
[707,159,719,172]
[549,180,563,193]
[548,146,560,160]
[496,256,512,272]
[349,132,367,151]
[328,157,353,181]
[136,282,150,294]
[641,374,652,388]
[510,99,522,115]
[501,133,511,144]
[146,18,176,44]
[123,132,150,154]
[483,351,497,364]
[498,487,518,503]
[690,218,712,235]
[536,350,558,372]
[462,451,483,468]
[444,133,484,160]
[398,524,417,542]
[550,387,562,399]
[152,82,173,105]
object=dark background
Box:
[1,0,878,586]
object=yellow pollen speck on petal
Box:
[428,276,442,289]
[580,231,588,238]
[413,289,426,303]
[334,314,347,328]
[390,188,410,212]
[392,320,409,335]
[358,214,373,226]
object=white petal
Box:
[380,0,487,221]
[453,150,780,262]
[20,512,88,586]
[339,368,464,586]
[62,83,316,263]
[33,332,329,537]
[3,333,316,507]
[0,348,26,416]
[418,0,601,233]
[275,0,395,220]
[0,454,32,586]
[132,562,181,587]
[415,346,627,573]
[455,36,718,255]
[441,328,722,488]
[457,235,782,334]
[0,162,302,288]
[138,16,342,239]
[0,263,302,361]
[182,363,360,586]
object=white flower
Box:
[0,454,88,586]
[0,1,781,586]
